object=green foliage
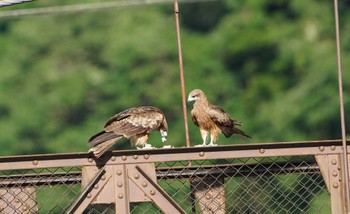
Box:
[0,0,349,155]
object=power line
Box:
[0,0,218,19]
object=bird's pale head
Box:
[188,89,205,102]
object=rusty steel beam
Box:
[0,161,320,188]
[114,164,131,213]
[0,140,348,170]
[314,154,345,213]
[0,171,81,187]
[156,161,320,179]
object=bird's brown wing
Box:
[208,105,251,138]
[104,107,146,127]
[104,106,164,138]
[208,105,234,127]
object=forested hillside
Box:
[0,0,349,156]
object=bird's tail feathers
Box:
[222,126,252,139]
[236,128,252,139]
[89,137,122,158]
[232,120,243,126]
[88,131,122,158]
[88,131,119,147]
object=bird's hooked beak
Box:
[187,95,195,102]
[160,130,167,143]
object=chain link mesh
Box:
[0,156,330,213]
[0,167,81,213]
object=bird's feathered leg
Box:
[133,135,155,149]
[208,138,217,146]
[208,129,219,146]
[200,129,208,146]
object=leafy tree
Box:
[0,0,349,155]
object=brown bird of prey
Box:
[188,89,251,146]
[88,106,168,158]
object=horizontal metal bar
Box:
[0,139,345,161]
[0,161,319,188]
[0,171,81,187]
[156,161,319,179]
[0,139,347,170]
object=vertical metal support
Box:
[128,163,156,202]
[316,155,331,191]
[191,177,226,214]
[114,164,130,213]
[190,182,197,214]
[316,154,344,214]
[333,0,350,211]
[329,155,344,214]
[81,165,100,189]
[174,0,191,148]
[75,164,159,213]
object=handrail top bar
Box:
[0,139,347,163]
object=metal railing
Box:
[0,139,347,213]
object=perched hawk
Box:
[88,106,168,158]
[188,89,251,146]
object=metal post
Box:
[174,0,191,148]
[191,177,226,213]
[333,0,350,212]
[114,164,130,213]
[316,154,343,213]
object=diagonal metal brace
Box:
[66,167,108,214]
[128,165,186,214]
